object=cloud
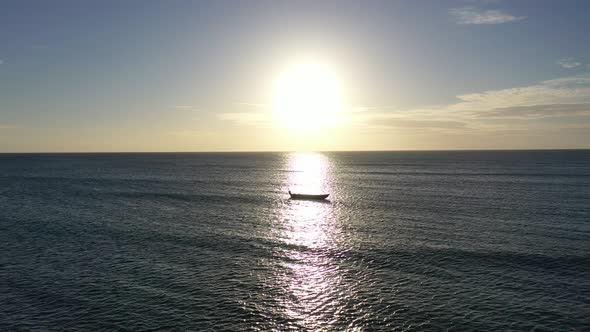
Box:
[218,103,275,128]
[171,105,199,112]
[233,102,269,108]
[449,75,590,113]
[0,59,3,65]
[368,118,468,130]
[218,112,271,127]
[350,74,590,136]
[557,57,581,69]
[450,7,526,25]
[478,103,590,119]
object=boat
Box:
[288,190,329,200]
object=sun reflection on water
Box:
[287,152,331,196]
[274,152,348,329]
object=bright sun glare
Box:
[272,61,344,132]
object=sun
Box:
[272,61,344,132]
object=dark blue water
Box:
[1,151,589,331]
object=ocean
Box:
[1,150,589,331]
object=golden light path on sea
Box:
[272,152,354,330]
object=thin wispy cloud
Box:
[351,74,590,133]
[557,57,582,69]
[0,59,3,65]
[349,106,400,113]
[368,118,468,130]
[446,75,590,124]
[449,74,590,112]
[233,102,269,109]
[219,103,272,127]
[171,105,199,112]
[450,7,526,25]
[478,103,590,119]
[218,112,271,127]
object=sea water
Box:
[1,151,588,331]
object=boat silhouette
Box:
[288,190,329,200]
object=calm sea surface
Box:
[1,151,589,331]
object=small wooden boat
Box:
[288,190,329,200]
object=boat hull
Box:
[289,193,330,200]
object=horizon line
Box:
[1,148,588,154]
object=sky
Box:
[1,0,589,152]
